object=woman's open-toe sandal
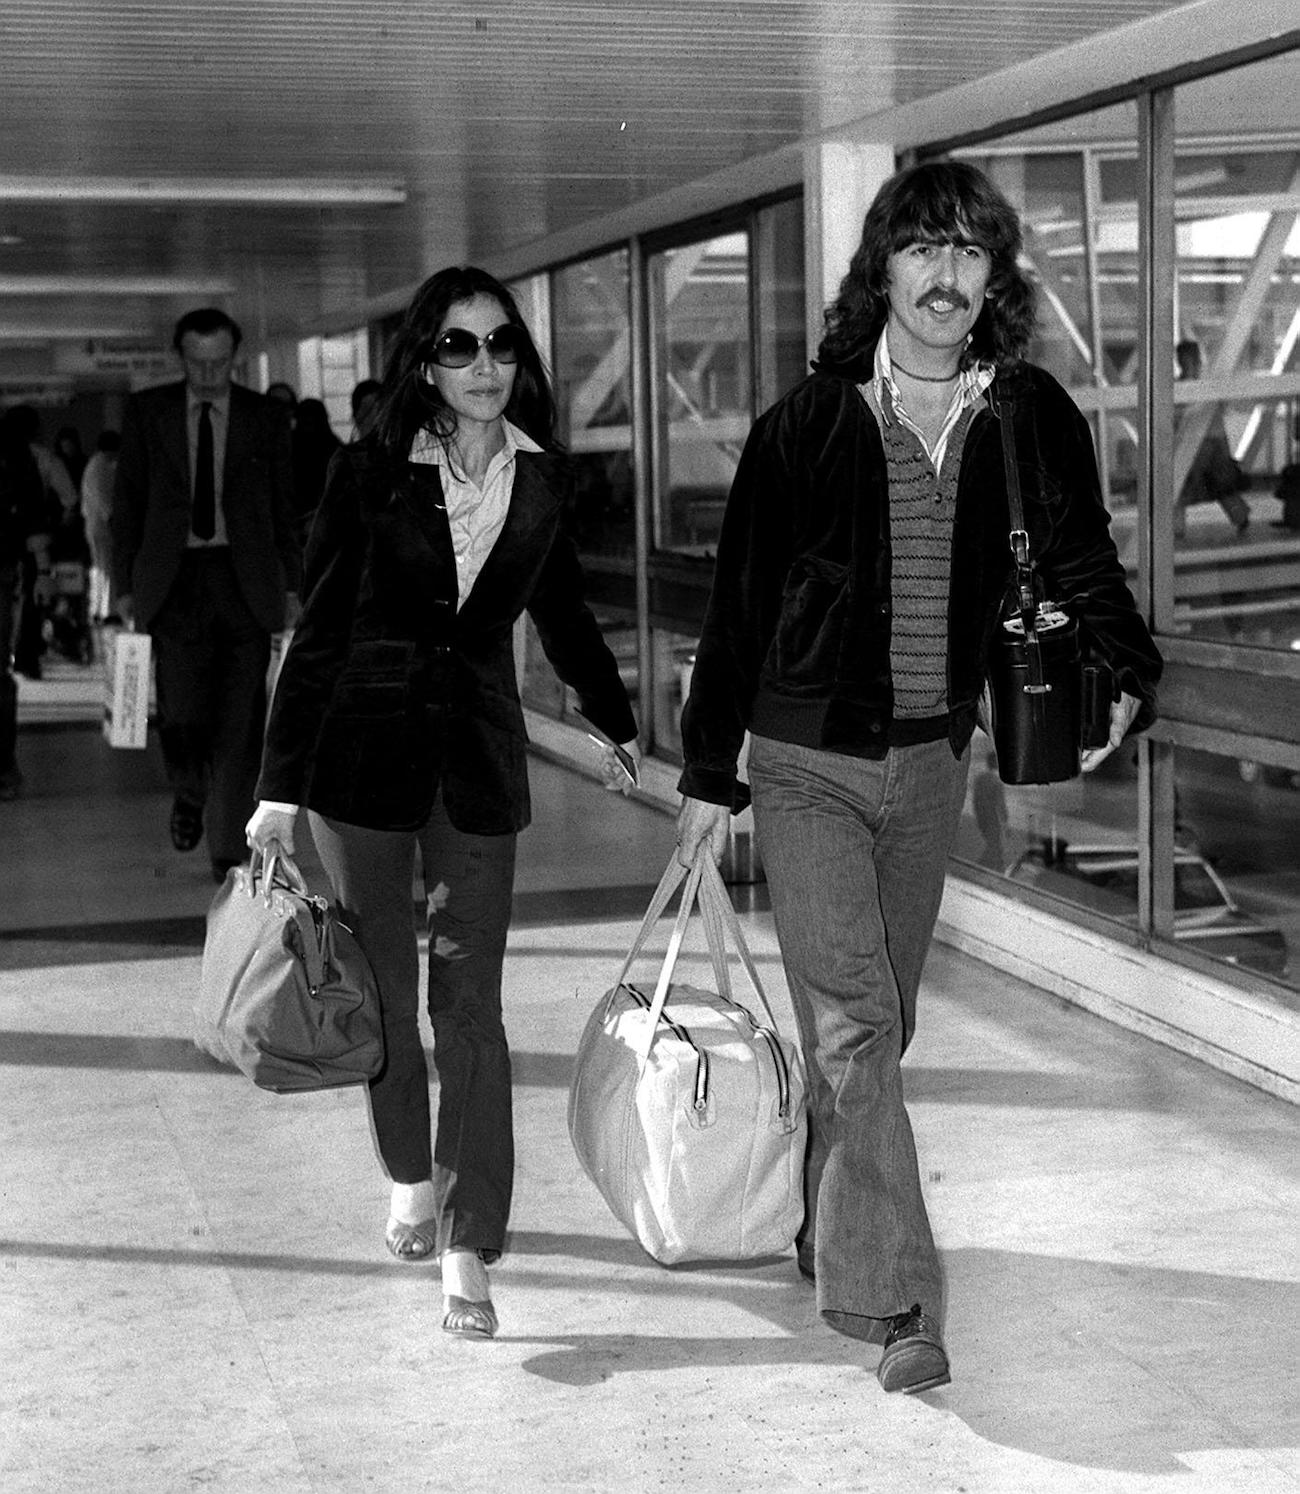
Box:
[442,1295,498,1340]
[385,1216,439,1262]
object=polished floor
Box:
[1,670,1298,1494]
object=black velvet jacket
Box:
[257,438,636,834]
[679,362,1162,809]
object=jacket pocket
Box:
[329,640,416,717]
[767,556,849,690]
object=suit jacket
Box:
[111,381,300,630]
[256,439,637,834]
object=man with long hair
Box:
[677,160,1161,1393]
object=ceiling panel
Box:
[0,0,1211,349]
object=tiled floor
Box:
[1,695,1297,1493]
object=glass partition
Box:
[518,254,639,728]
[648,230,752,557]
[1171,60,1300,652]
[552,250,635,561]
[954,56,1300,1003]
[953,108,1144,941]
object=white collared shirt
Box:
[408,418,543,608]
[869,327,995,475]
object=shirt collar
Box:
[408,418,542,466]
[870,327,994,423]
[186,385,231,414]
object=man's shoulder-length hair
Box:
[815,159,1038,376]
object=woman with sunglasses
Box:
[245,265,640,1340]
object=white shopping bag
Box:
[103,630,152,749]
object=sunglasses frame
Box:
[428,324,525,369]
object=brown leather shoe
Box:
[877,1305,950,1394]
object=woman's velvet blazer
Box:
[256,438,636,834]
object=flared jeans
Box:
[748,733,969,1340]
[310,795,517,1261]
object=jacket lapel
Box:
[455,451,565,622]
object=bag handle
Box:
[245,844,328,991]
[620,849,783,1069]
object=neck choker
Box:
[890,360,960,384]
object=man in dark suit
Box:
[112,307,301,880]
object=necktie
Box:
[193,400,215,540]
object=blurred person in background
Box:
[5,405,77,679]
[112,308,300,882]
[289,397,341,543]
[0,409,53,798]
[350,378,383,440]
[81,431,121,623]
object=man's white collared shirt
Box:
[869,327,995,475]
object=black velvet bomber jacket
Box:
[678,360,1163,810]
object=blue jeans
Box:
[748,733,970,1340]
[310,795,518,1261]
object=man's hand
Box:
[675,796,731,869]
[1081,690,1141,773]
[31,569,54,607]
[117,594,135,629]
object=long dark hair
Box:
[370,266,558,460]
[815,160,1038,377]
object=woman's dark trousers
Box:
[310,796,517,1261]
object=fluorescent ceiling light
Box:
[0,176,406,205]
[0,325,149,340]
[0,276,236,295]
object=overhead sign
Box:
[54,339,174,379]
[0,376,73,406]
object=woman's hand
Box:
[245,802,299,858]
[594,738,642,796]
[1081,690,1142,773]
[675,796,731,869]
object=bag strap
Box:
[696,855,779,1030]
[995,394,1050,705]
[604,854,691,1010]
[623,850,784,1069]
[248,845,328,991]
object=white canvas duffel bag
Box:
[568,852,807,1265]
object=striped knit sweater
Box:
[881,403,975,721]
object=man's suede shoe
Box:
[169,799,204,853]
[877,1305,950,1394]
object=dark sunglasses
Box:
[429,324,525,369]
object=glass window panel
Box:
[1166,743,1297,989]
[1170,61,1300,652]
[952,740,1143,934]
[960,104,1143,519]
[522,254,638,730]
[552,250,635,561]
[649,230,752,557]
[953,108,1149,930]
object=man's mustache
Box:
[917,287,971,310]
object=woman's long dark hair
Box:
[369,266,558,461]
[816,160,1038,377]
